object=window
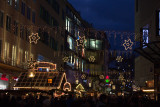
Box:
[14,21,18,35]
[4,42,10,62]
[25,51,29,62]
[15,0,19,10]
[136,0,138,12]
[25,28,30,42]
[0,11,3,27]
[7,0,12,5]
[142,29,149,48]
[21,2,25,16]
[87,39,102,50]
[20,25,24,39]
[6,15,11,31]
[66,17,72,33]
[32,11,35,23]
[18,48,23,64]
[12,45,17,66]
[27,6,31,20]
[67,36,74,50]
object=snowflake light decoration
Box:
[59,67,64,72]
[76,36,87,48]
[116,56,123,62]
[27,58,36,69]
[123,39,133,50]
[88,56,95,62]
[81,74,86,80]
[29,33,40,44]
[62,56,69,62]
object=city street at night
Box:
[0,0,160,107]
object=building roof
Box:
[135,41,160,64]
[14,72,67,90]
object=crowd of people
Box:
[0,92,160,107]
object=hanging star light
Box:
[62,56,69,62]
[123,39,133,50]
[29,33,40,44]
[76,36,87,48]
[81,74,86,80]
[88,56,95,62]
[116,56,123,62]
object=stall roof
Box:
[14,72,67,90]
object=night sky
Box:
[68,0,135,32]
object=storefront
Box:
[0,73,9,90]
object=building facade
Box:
[64,1,109,91]
[0,0,66,90]
[135,0,160,100]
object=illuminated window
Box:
[4,42,10,61]
[15,0,19,10]
[89,39,102,50]
[12,45,17,66]
[66,17,72,33]
[48,79,52,83]
[67,36,74,50]
[25,51,29,62]
[19,48,23,64]
[7,0,12,5]
[142,29,149,48]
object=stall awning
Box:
[135,41,160,64]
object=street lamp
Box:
[28,69,35,89]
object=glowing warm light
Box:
[29,72,35,78]
[142,89,154,92]
[34,62,57,71]
[48,79,52,83]
[63,82,71,91]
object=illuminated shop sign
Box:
[1,74,8,81]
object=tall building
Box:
[64,1,109,91]
[135,0,160,100]
[0,0,66,90]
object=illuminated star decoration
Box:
[81,74,86,80]
[27,58,36,69]
[76,36,87,48]
[29,33,40,44]
[59,67,64,72]
[99,75,104,79]
[88,56,95,62]
[123,39,133,50]
[62,56,69,62]
[116,56,123,62]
